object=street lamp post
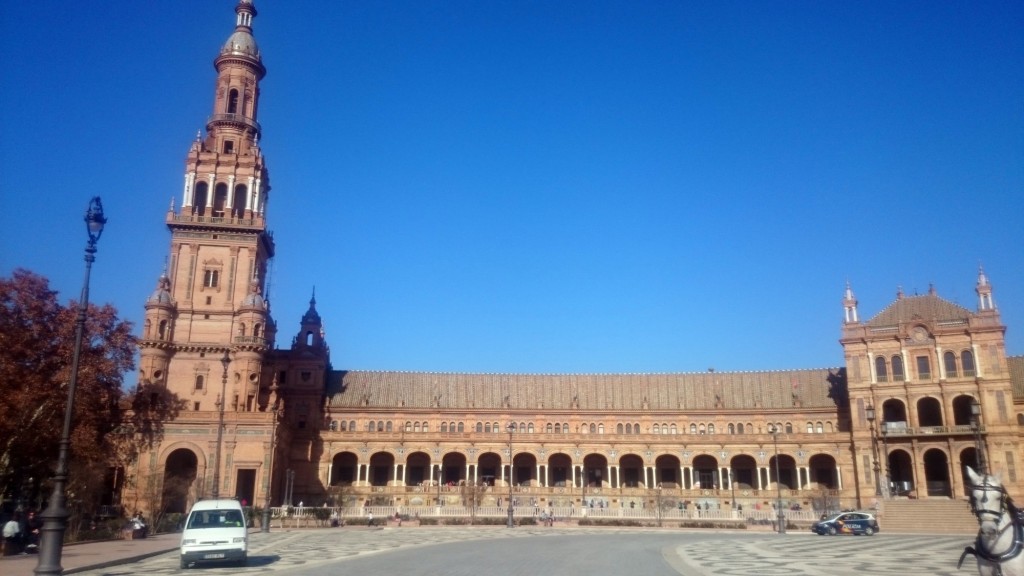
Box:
[436,467,443,506]
[866,404,882,498]
[260,398,281,532]
[506,423,515,528]
[881,420,891,497]
[36,197,106,576]
[769,424,785,534]
[212,351,230,499]
[971,398,987,474]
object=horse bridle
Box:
[960,476,1024,574]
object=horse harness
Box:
[960,478,1024,574]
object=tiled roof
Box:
[865,293,973,328]
[1010,356,1024,401]
[325,368,841,411]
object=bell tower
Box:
[139,0,275,408]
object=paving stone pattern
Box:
[70,527,973,576]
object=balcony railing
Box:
[883,424,981,437]
[167,213,265,228]
[207,113,261,133]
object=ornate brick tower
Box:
[139,0,273,409]
[134,0,280,512]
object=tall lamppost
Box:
[880,419,891,496]
[36,197,106,576]
[260,397,281,532]
[212,351,230,499]
[769,424,785,534]
[971,398,987,474]
[506,422,516,528]
[435,466,443,506]
[865,404,882,498]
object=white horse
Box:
[961,466,1024,576]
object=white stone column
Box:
[836,465,843,490]
[392,463,399,485]
[246,176,255,212]
[226,175,236,211]
[253,178,262,213]
[207,173,216,209]
[973,343,983,377]
[183,173,195,208]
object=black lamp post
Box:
[881,419,890,497]
[35,197,106,576]
[260,397,281,532]
[506,422,515,528]
[866,404,882,497]
[971,398,987,474]
[769,424,785,534]
[212,351,230,499]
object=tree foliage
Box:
[0,269,182,513]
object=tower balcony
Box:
[167,211,267,230]
[206,113,261,136]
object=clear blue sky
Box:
[2,1,1022,375]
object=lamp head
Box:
[507,422,516,433]
[865,404,875,423]
[221,351,231,372]
[85,196,107,244]
[971,398,982,417]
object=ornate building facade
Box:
[123,1,1023,518]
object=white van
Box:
[179,499,248,569]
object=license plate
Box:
[204,553,226,559]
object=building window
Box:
[227,89,239,114]
[349,420,355,431]
[589,423,597,434]
[223,140,234,154]
[875,356,888,382]
[916,356,931,380]
[962,350,977,377]
[807,422,813,434]
[670,424,677,434]
[690,424,697,434]
[708,424,715,434]
[944,351,958,377]
[477,422,484,433]
[816,422,824,433]
[654,424,661,434]
[892,356,905,381]
[193,401,200,411]
[785,422,793,434]
[484,422,491,433]
[195,375,204,390]
[203,269,220,288]
[554,423,561,434]
[386,421,393,432]
[441,422,448,433]
[414,422,420,432]
[547,423,553,433]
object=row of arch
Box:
[329,450,841,492]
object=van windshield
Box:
[186,509,245,529]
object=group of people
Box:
[2,510,41,556]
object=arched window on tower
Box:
[158,320,168,340]
[589,423,597,434]
[616,423,623,434]
[477,422,484,433]
[875,356,888,382]
[228,89,239,114]
[441,422,448,433]
[232,184,247,217]
[554,423,561,434]
[962,350,976,377]
[238,324,246,338]
[944,351,958,377]
[214,183,228,216]
[193,182,209,215]
[690,423,697,434]
[254,324,262,338]
[727,423,735,434]
[195,375,204,391]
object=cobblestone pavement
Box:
[70,527,973,576]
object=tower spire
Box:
[842,281,859,324]
[977,266,995,312]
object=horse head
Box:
[967,466,1011,538]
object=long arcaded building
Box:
[123,0,1024,519]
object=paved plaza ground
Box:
[2,526,976,576]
